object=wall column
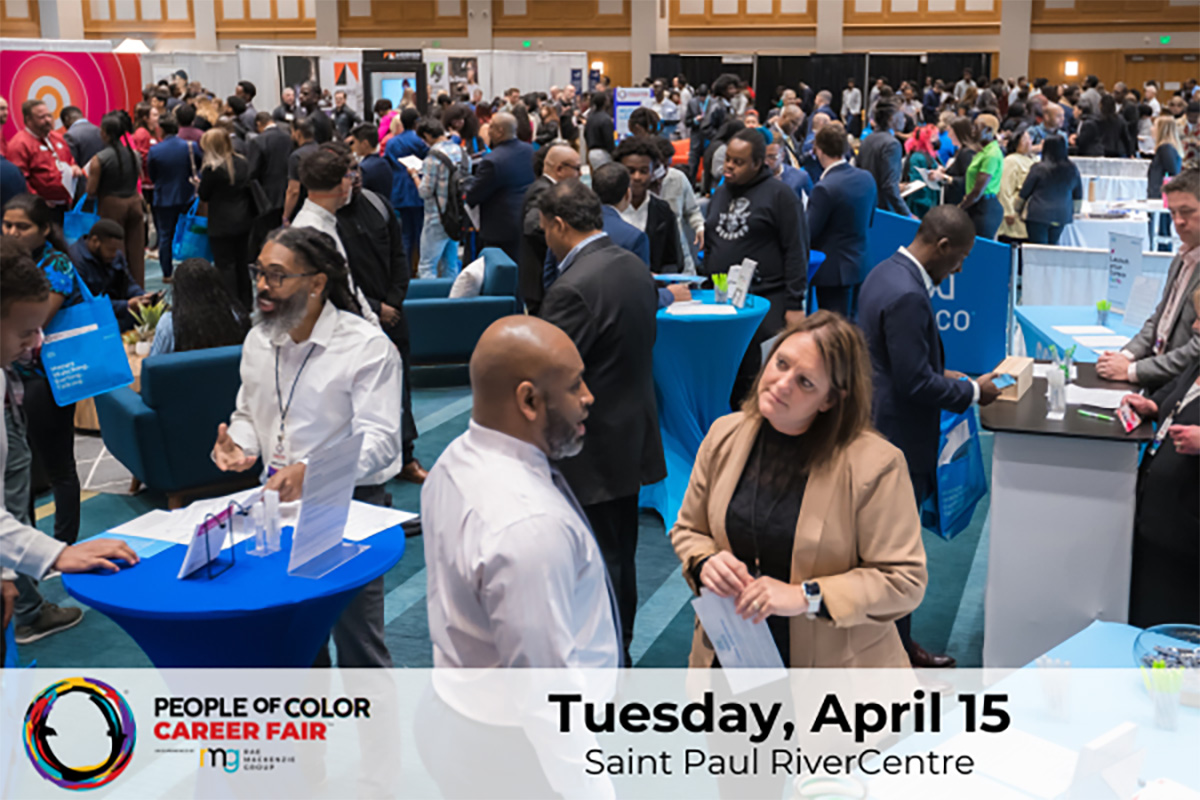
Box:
[315,0,339,46]
[466,0,493,50]
[815,0,843,53]
[999,0,1032,79]
[631,0,657,83]
[39,0,84,39]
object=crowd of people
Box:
[1,62,1198,681]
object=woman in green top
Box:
[960,113,1004,240]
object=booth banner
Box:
[615,87,654,138]
[866,211,1010,375]
[1,50,141,136]
[3,667,1193,798]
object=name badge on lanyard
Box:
[271,343,318,477]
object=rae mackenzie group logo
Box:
[24,677,136,791]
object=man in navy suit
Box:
[587,163,688,309]
[858,205,1000,669]
[857,102,911,217]
[807,123,877,317]
[146,114,199,280]
[465,112,534,263]
[766,140,812,202]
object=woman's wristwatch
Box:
[802,581,822,619]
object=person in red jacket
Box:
[6,100,82,211]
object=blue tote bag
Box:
[40,276,134,407]
[173,197,213,262]
[919,407,988,541]
[62,193,101,245]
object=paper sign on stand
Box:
[1106,232,1144,311]
[729,258,757,309]
[1121,274,1163,331]
[287,433,367,579]
[177,507,233,579]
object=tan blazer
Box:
[671,412,927,668]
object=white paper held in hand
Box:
[690,589,786,694]
[287,432,367,577]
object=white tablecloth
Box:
[1059,215,1149,250]
[1072,156,1149,179]
[1085,174,1147,202]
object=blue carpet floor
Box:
[16,258,993,669]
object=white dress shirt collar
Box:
[557,231,608,275]
[820,159,849,182]
[899,246,936,297]
[464,419,550,477]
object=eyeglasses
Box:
[249,265,318,289]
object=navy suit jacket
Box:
[778,164,812,201]
[602,206,650,264]
[806,162,877,287]
[146,135,199,208]
[857,250,973,479]
[465,138,535,250]
[857,131,911,217]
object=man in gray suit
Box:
[856,102,911,218]
[1098,168,1200,388]
[60,106,104,169]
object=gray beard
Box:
[254,290,310,339]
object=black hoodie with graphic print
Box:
[703,165,810,311]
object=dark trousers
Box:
[583,494,639,659]
[208,232,252,308]
[153,204,187,278]
[24,373,79,544]
[1129,535,1199,628]
[967,194,1003,240]
[397,207,423,274]
[814,284,859,319]
[312,483,393,668]
[731,287,787,410]
[1024,220,1065,246]
[481,235,520,265]
[385,320,418,464]
[896,468,935,650]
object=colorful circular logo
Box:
[24,677,136,791]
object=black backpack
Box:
[430,149,465,242]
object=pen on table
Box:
[1077,409,1116,422]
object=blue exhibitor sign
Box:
[864,210,1010,375]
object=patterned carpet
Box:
[16,257,994,669]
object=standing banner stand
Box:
[865,210,1010,375]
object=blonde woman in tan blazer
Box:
[671,311,927,669]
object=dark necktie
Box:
[549,466,626,667]
[542,252,559,292]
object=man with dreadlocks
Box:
[211,225,403,668]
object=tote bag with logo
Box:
[40,275,134,406]
[173,197,213,263]
[919,407,988,541]
[63,193,101,245]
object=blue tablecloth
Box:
[63,527,405,667]
[639,291,769,531]
[1016,305,1142,363]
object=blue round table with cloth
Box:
[639,291,770,531]
[63,527,405,667]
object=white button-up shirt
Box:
[226,300,404,487]
[897,247,980,403]
[619,194,651,232]
[422,419,619,672]
[291,199,381,327]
